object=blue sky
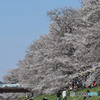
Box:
[0,0,81,81]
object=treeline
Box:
[3,0,100,97]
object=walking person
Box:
[72,79,75,90]
[62,88,67,100]
[57,90,61,100]
[77,80,79,90]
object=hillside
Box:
[33,86,100,100]
[13,86,100,100]
[2,0,100,99]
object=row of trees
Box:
[2,0,100,98]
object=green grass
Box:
[14,96,26,100]
[15,86,100,100]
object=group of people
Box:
[42,88,67,100]
[71,72,90,90]
[57,88,67,100]
[68,72,97,90]
[89,81,97,88]
[42,71,97,100]
[56,71,97,100]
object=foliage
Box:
[3,0,100,98]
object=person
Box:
[69,84,72,91]
[72,79,76,90]
[82,75,86,87]
[57,90,61,100]
[77,80,79,89]
[62,88,67,100]
[43,97,48,100]
[74,83,76,90]
[79,79,82,89]
[85,84,88,88]
[91,81,97,88]
[72,79,74,90]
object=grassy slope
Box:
[34,86,100,100]
[14,86,100,100]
